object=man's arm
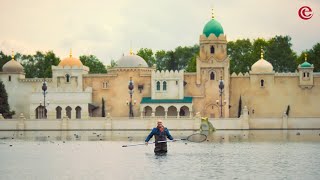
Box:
[145,128,155,142]
[165,128,173,140]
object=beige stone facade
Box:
[1,16,319,119]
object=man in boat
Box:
[145,119,174,154]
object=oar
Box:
[122,133,207,147]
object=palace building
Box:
[1,15,319,119]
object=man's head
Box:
[157,119,163,128]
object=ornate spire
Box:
[69,48,72,58]
[261,47,264,59]
[304,53,307,62]
[11,50,14,60]
[211,8,215,19]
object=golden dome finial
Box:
[130,48,133,55]
[304,53,307,62]
[211,8,215,19]
[11,50,14,60]
[69,48,72,58]
[261,47,264,59]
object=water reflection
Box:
[1,130,320,180]
[0,130,320,142]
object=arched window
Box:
[303,72,306,77]
[163,81,167,91]
[210,46,215,54]
[76,106,81,119]
[210,72,215,80]
[156,81,160,91]
[36,106,46,119]
[65,74,70,83]
[307,73,310,77]
[8,76,11,82]
[56,106,62,119]
[260,79,264,87]
[66,106,72,119]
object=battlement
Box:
[230,72,250,77]
[19,78,53,83]
[52,65,90,72]
[275,72,299,76]
[152,70,184,79]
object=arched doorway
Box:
[155,106,165,117]
[204,104,220,118]
[75,106,81,119]
[66,106,72,119]
[56,106,62,119]
[167,106,177,117]
[144,106,152,117]
[36,106,47,119]
[179,106,190,117]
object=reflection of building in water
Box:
[1,13,320,119]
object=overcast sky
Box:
[0,0,319,65]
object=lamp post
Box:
[40,78,49,118]
[218,77,225,118]
[128,77,134,118]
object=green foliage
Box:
[136,48,155,67]
[228,39,253,74]
[185,55,197,72]
[0,80,15,118]
[79,55,107,74]
[106,59,117,70]
[265,36,297,72]
[0,51,12,70]
[227,36,298,73]
[20,51,60,78]
[137,45,199,71]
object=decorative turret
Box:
[298,53,314,89]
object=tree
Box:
[0,80,15,118]
[185,55,197,72]
[0,51,12,71]
[265,36,297,72]
[228,39,253,74]
[106,59,117,70]
[252,38,268,62]
[136,48,156,67]
[154,45,199,71]
[79,55,107,74]
[155,50,167,71]
[296,43,320,72]
[20,51,60,78]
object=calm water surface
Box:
[0,130,320,180]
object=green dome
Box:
[203,19,224,37]
[301,61,312,68]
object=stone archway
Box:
[167,106,178,117]
[56,106,62,119]
[66,106,72,119]
[155,106,165,117]
[36,106,47,119]
[144,106,152,117]
[75,106,81,119]
[203,104,220,118]
[179,106,190,117]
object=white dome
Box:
[116,54,148,68]
[2,59,24,73]
[251,58,273,73]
